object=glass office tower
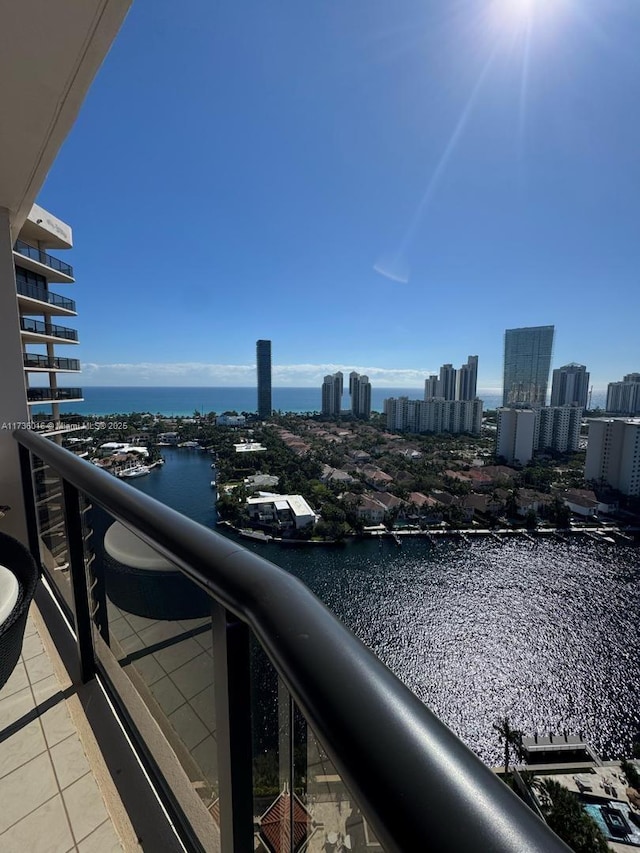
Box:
[502,325,554,406]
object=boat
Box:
[118,465,150,479]
[210,479,217,488]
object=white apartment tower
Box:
[606,374,640,415]
[424,374,439,400]
[16,205,82,429]
[438,364,457,401]
[384,398,482,436]
[496,409,537,466]
[585,418,640,496]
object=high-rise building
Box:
[551,363,589,408]
[350,372,371,419]
[384,397,482,435]
[456,355,478,401]
[606,373,640,415]
[497,405,582,464]
[585,418,640,495]
[424,374,439,400]
[502,325,554,406]
[496,408,537,465]
[256,339,272,419]
[16,205,82,432]
[537,406,582,453]
[437,363,457,401]
[321,372,343,416]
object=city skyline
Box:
[34,0,640,390]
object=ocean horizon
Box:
[29,385,608,417]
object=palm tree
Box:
[493,717,523,774]
[533,778,609,853]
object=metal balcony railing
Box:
[19,317,78,341]
[23,354,81,371]
[13,430,570,853]
[16,279,76,312]
[14,238,74,277]
[27,388,83,402]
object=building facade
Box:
[16,205,82,429]
[350,372,371,419]
[456,355,478,401]
[384,397,482,436]
[424,374,439,400]
[497,405,582,465]
[437,364,457,401]
[322,372,343,416]
[550,363,590,408]
[585,418,640,496]
[496,408,537,466]
[503,325,554,406]
[256,339,272,418]
[606,373,640,415]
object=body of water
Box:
[127,447,640,766]
[29,385,608,416]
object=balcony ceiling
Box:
[0,0,131,241]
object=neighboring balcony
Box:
[13,239,74,283]
[26,388,83,404]
[20,317,78,343]
[16,279,76,315]
[23,353,81,372]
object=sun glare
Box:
[489,0,563,38]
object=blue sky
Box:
[38,0,640,391]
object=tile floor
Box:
[0,611,126,852]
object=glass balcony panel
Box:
[16,279,76,311]
[23,353,81,371]
[85,504,220,845]
[27,388,83,402]
[19,317,78,341]
[14,238,74,277]
[31,456,74,620]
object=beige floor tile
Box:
[0,751,58,833]
[0,795,74,853]
[108,618,135,643]
[190,735,218,787]
[39,698,76,748]
[21,632,44,662]
[1,660,29,699]
[50,733,91,789]
[31,673,64,706]
[23,616,37,639]
[130,652,165,687]
[153,637,203,674]
[0,717,47,780]
[138,620,184,646]
[169,653,214,701]
[189,684,216,731]
[24,651,55,685]
[77,818,123,853]
[63,772,109,843]
[149,676,186,716]
[168,702,209,751]
[0,684,35,730]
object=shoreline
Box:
[217,520,638,548]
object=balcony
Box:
[19,317,78,343]
[26,388,83,404]
[1,430,571,853]
[13,239,74,282]
[23,354,81,372]
[16,279,76,315]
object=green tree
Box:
[534,778,609,853]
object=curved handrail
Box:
[15,429,569,852]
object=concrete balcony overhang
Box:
[27,396,84,406]
[0,1,132,239]
[17,293,77,318]
[13,250,75,284]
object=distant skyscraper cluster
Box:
[424,356,478,402]
[256,339,272,419]
[551,363,590,408]
[321,370,371,419]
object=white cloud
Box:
[80,361,439,387]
